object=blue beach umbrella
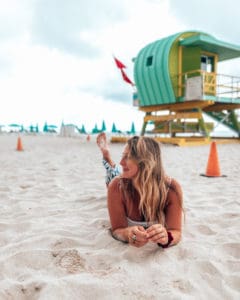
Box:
[130,122,136,134]
[81,124,87,134]
[111,122,117,133]
[48,125,58,129]
[8,123,22,132]
[43,122,48,132]
[48,125,58,133]
[9,123,21,128]
[101,120,106,132]
[92,123,100,134]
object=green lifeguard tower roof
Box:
[179,33,240,61]
[133,31,240,107]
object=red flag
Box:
[120,69,134,85]
[113,56,126,69]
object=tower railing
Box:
[177,70,240,100]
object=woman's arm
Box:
[107,177,148,247]
[163,178,183,246]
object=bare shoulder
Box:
[167,178,183,205]
[107,176,123,207]
[169,178,182,192]
[108,176,122,193]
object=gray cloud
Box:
[169,0,240,44]
[82,80,133,104]
[31,0,128,57]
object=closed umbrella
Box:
[111,122,117,133]
[92,124,99,134]
[101,120,106,132]
[81,125,87,134]
[130,122,136,134]
[43,122,48,132]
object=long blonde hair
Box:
[120,136,168,224]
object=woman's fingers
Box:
[146,224,168,244]
[128,225,170,246]
[128,226,148,247]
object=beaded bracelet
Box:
[158,231,174,248]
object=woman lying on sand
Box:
[97,133,183,248]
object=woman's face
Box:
[120,145,139,179]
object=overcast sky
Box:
[0,0,239,132]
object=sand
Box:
[0,133,239,300]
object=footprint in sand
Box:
[55,249,85,274]
[51,239,117,276]
[51,239,85,273]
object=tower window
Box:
[146,56,153,66]
[201,55,214,72]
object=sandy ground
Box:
[0,134,239,300]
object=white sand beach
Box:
[0,134,239,300]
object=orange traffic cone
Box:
[16,136,24,151]
[201,141,226,177]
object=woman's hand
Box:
[146,224,168,245]
[127,226,149,248]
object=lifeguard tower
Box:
[132,31,240,145]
